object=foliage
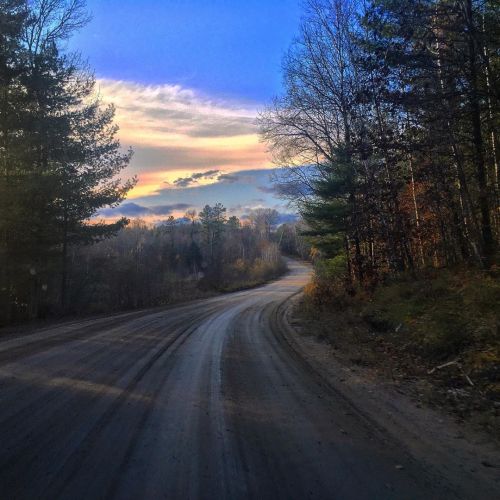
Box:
[0,0,134,323]
[55,210,287,317]
[0,0,302,326]
[267,0,500,416]
[261,0,500,286]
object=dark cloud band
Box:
[99,202,191,217]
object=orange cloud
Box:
[97,79,271,198]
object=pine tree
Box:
[0,0,135,321]
[0,0,28,321]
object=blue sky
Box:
[68,1,302,221]
[71,0,301,102]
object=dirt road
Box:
[0,261,497,499]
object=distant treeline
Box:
[261,0,499,289]
[28,206,305,319]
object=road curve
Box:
[0,261,485,499]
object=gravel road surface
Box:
[0,261,497,499]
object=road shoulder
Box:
[276,294,500,499]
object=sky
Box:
[68,0,302,222]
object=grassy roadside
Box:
[294,266,500,439]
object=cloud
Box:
[257,185,279,194]
[217,173,240,183]
[99,202,150,217]
[91,79,300,220]
[149,204,192,215]
[172,169,221,188]
[99,202,191,218]
[173,177,195,188]
[99,81,258,141]
[96,79,273,199]
[150,168,275,199]
[97,168,286,220]
[191,169,220,180]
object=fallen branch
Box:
[428,360,459,374]
[427,360,474,387]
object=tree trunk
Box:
[466,0,495,266]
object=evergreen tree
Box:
[0,0,29,321]
[199,203,227,262]
[0,0,135,322]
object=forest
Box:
[0,1,304,326]
[1,0,499,338]
[262,0,499,285]
[54,207,298,317]
[260,0,499,427]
